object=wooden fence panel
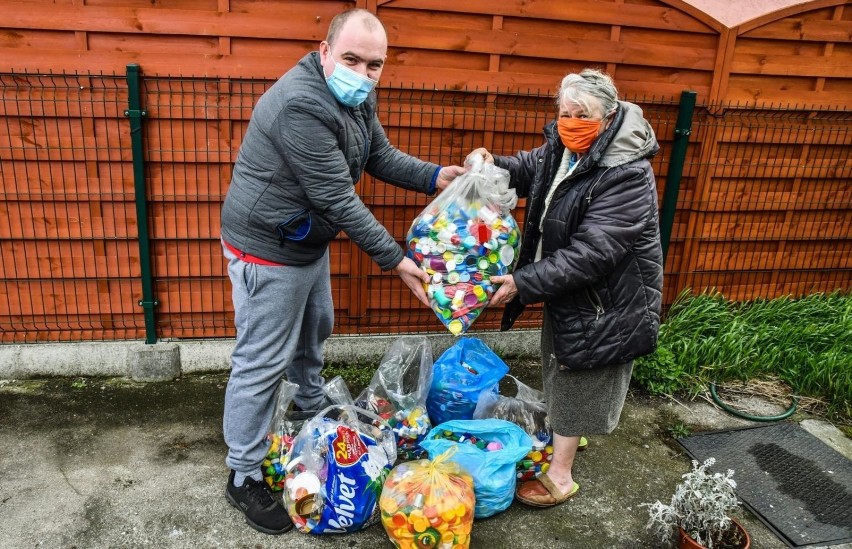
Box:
[1,1,850,342]
[724,4,852,108]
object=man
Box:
[219,9,464,535]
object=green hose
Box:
[710,382,799,422]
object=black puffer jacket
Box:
[494,101,663,370]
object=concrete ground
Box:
[0,359,849,548]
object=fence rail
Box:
[0,69,849,343]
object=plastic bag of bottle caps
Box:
[379,450,475,549]
[282,405,397,534]
[356,337,435,460]
[406,154,520,335]
[473,375,553,481]
[262,379,303,491]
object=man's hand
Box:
[465,148,495,165]
[488,274,518,306]
[436,165,467,191]
[395,256,430,306]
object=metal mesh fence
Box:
[0,72,848,342]
[0,73,143,342]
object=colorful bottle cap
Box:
[433,287,451,307]
[499,245,515,266]
[429,257,446,271]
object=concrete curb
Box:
[0,330,542,379]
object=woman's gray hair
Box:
[557,69,619,119]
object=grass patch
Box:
[321,359,377,396]
[634,290,851,424]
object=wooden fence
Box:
[0,0,850,342]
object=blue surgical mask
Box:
[325,54,377,108]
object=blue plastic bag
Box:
[420,418,532,518]
[426,337,509,425]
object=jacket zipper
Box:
[348,108,370,176]
[586,287,605,320]
[585,168,611,205]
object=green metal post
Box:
[660,90,697,266]
[125,63,158,344]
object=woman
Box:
[469,68,663,507]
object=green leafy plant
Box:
[644,458,745,548]
[668,421,691,439]
[70,378,88,389]
[634,290,851,422]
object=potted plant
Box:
[644,457,751,549]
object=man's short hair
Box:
[326,8,385,46]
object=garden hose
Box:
[710,382,799,422]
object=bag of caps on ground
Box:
[354,336,434,461]
[282,405,397,534]
[420,418,532,518]
[379,449,475,549]
[262,379,303,491]
[473,375,553,482]
[426,337,509,426]
[406,153,520,335]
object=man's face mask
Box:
[325,53,377,108]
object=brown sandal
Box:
[515,473,580,508]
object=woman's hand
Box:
[465,148,494,165]
[488,274,518,306]
[436,165,467,191]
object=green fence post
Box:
[660,90,697,265]
[125,63,158,344]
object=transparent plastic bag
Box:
[322,375,355,406]
[473,375,553,481]
[406,154,521,335]
[262,379,302,491]
[282,405,397,534]
[379,449,475,549]
[356,336,434,461]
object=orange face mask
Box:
[557,117,603,153]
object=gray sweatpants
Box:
[222,243,334,475]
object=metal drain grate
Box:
[678,422,852,548]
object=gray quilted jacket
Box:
[495,101,663,370]
[221,52,440,269]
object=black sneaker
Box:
[289,398,331,421]
[225,470,293,535]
